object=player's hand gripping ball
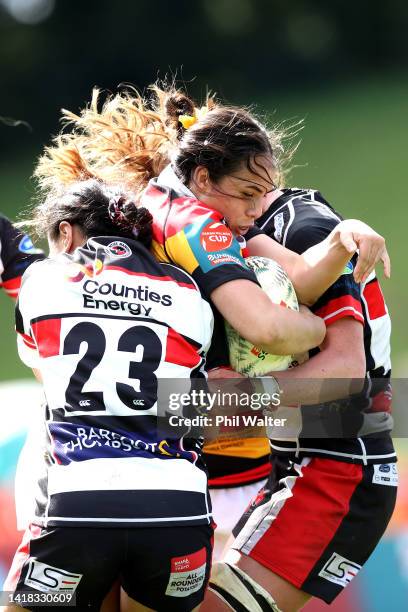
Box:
[225,256,301,376]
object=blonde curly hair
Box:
[34,83,295,200]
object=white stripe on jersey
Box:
[361,272,392,372]
[47,456,208,495]
[269,443,396,463]
[323,305,365,323]
[282,200,295,247]
[37,513,212,525]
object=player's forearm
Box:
[273,350,365,405]
[246,231,352,306]
[211,280,326,356]
[291,237,351,306]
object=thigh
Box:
[232,456,397,604]
[121,524,214,612]
[4,525,123,612]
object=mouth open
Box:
[237,225,254,235]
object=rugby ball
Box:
[225,256,299,376]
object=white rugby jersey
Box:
[16,236,214,528]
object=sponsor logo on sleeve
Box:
[318,553,361,587]
[24,560,82,593]
[273,212,284,242]
[207,253,242,266]
[165,547,207,597]
[200,222,233,252]
[372,463,398,486]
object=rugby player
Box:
[3,180,216,612]
[203,189,396,611]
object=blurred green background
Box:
[0,1,407,374]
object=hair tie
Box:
[179,114,197,130]
[108,197,125,224]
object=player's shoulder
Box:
[20,257,55,285]
[273,188,341,218]
[144,172,222,235]
[260,188,342,238]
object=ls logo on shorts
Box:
[372,463,398,486]
[318,553,361,588]
[165,547,207,597]
[24,560,82,593]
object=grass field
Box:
[1,74,407,380]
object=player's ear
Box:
[191,166,211,194]
[58,221,74,253]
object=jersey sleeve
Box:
[164,202,258,298]
[0,215,45,300]
[284,201,364,326]
[243,224,264,242]
[206,306,230,369]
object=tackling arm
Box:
[273,317,366,405]
[210,279,326,355]
[247,220,389,306]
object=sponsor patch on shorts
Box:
[24,560,82,593]
[318,553,361,588]
[165,547,207,598]
[372,463,398,487]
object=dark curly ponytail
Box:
[29,179,153,248]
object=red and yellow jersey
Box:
[141,169,257,299]
[141,170,270,486]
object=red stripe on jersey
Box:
[314,295,364,326]
[165,328,201,368]
[31,318,62,358]
[104,266,196,290]
[208,462,270,487]
[18,331,37,349]
[248,459,363,586]
[3,523,42,591]
[363,280,387,320]
[2,276,21,299]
